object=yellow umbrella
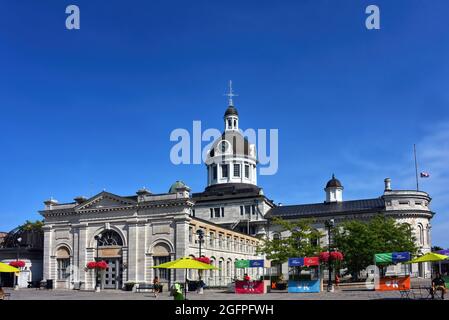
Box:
[151,257,219,299]
[151,257,218,270]
[405,252,449,263]
[0,262,20,273]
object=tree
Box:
[20,220,44,231]
[257,217,323,264]
[334,215,417,280]
[432,246,444,252]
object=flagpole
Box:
[414,144,419,191]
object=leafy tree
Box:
[257,217,323,264]
[432,246,444,252]
[334,215,417,280]
[20,220,44,231]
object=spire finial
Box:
[224,80,238,106]
[332,173,335,179]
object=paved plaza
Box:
[2,287,417,300]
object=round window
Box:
[218,140,231,154]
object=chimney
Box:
[384,178,392,191]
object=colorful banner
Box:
[235,260,250,268]
[375,253,392,264]
[235,280,265,294]
[304,257,320,266]
[249,259,264,268]
[288,258,304,267]
[392,252,411,263]
[288,280,320,293]
[376,276,411,291]
[375,252,411,264]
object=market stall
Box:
[287,256,320,293]
[234,259,266,294]
[374,251,411,291]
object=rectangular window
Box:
[221,164,229,178]
[240,206,244,216]
[244,205,251,215]
[210,208,213,218]
[245,164,250,178]
[192,209,195,217]
[214,207,221,218]
[221,207,224,217]
[189,227,193,243]
[399,201,409,205]
[57,259,70,280]
[212,165,217,180]
[209,233,215,247]
[252,205,256,215]
[233,163,241,177]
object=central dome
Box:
[208,131,252,158]
[325,174,343,188]
[224,105,238,117]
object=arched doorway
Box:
[152,242,172,287]
[95,230,124,290]
[56,246,71,289]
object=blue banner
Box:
[392,252,411,263]
[288,258,304,267]
[249,260,264,268]
[288,280,320,293]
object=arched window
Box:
[97,230,123,247]
[56,246,71,280]
[273,233,281,241]
[418,224,424,246]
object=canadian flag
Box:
[420,172,430,178]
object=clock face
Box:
[218,140,230,154]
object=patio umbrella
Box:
[0,262,20,273]
[151,257,219,299]
[405,252,448,275]
[405,252,448,264]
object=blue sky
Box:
[0,1,448,247]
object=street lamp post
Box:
[94,235,101,292]
[14,237,22,290]
[196,229,204,294]
[325,219,335,293]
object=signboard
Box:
[288,280,320,293]
[235,280,265,294]
[304,257,319,266]
[392,252,411,263]
[375,253,392,264]
[376,276,411,291]
[235,260,250,268]
[288,258,304,267]
[249,260,264,268]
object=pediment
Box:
[76,192,136,211]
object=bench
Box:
[135,283,155,293]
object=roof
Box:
[325,174,343,188]
[208,131,251,158]
[224,105,238,117]
[193,183,264,203]
[266,198,385,219]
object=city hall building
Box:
[41,93,435,290]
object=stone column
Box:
[174,215,189,283]
[42,225,53,281]
[127,221,139,282]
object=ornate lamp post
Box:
[196,229,205,294]
[325,219,335,292]
[14,237,22,290]
[94,234,102,292]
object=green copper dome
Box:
[169,181,189,193]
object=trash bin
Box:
[46,279,53,289]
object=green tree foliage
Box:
[257,217,323,264]
[20,220,44,231]
[334,215,417,279]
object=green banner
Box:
[235,260,250,268]
[375,253,393,264]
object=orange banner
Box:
[376,276,410,291]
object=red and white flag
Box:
[420,172,430,178]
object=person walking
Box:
[153,276,161,298]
